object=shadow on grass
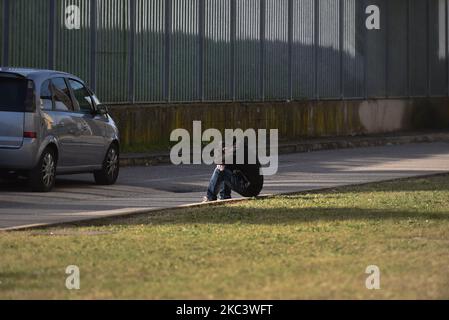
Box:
[65,205,449,229]
[316,173,449,194]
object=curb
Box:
[120,132,449,167]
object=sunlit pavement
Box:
[1,142,449,230]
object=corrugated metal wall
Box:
[387,0,408,97]
[170,0,199,102]
[204,0,232,101]
[134,0,165,102]
[55,0,91,85]
[342,0,364,98]
[317,0,341,98]
[265,0,289,100]
[409,0,429,97]
[8,0,49,69]
[96,0,130,102]
[365,0,386,98]
[429,0,447,96]
[1,0,448,103]
[235,0,260,101]
[292,0,315,99]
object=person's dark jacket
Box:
[223,142,264,197]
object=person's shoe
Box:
[202,196,216,203]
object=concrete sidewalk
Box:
[1,142,449,230]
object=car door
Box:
[67,78,106,166]
[38,79,59,146]
[50,77,79,168]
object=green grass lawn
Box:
[1,174,449,299]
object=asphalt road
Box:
[1,142,449,230]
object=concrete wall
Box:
[109,98,449,153]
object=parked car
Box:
[0,68,120,192]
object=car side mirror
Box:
[95,104,108,116]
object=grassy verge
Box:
[1,174,449,299]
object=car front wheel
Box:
[94,144,119,185]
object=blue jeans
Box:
[207,167,244,201]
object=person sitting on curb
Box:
[203,140,264,202]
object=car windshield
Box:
[0,76,28,112]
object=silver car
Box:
[0,68,120,192]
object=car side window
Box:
[52,77,74,112]
[40,80,53,111]
[68,79,93,114]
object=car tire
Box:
[29,148,57,192]
[94,144,119,185]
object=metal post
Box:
[230,0,236,101]
[363,0,368,99]
[128,0,136,103]
[406,0,411,97]
[90,0,97,91]
[260,0,265,101]
[198,0,205,101]
[446,0,449,96]
[314,0,319,100]
[426,0,430,97]
[164,0,172,102]
[48,0,55,70]
[2,0,10,66]
[339,0,344,99]
[288,0,293,101]
[385,0,389,98]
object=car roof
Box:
[0,67,79,81]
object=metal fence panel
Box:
[8,0,49,69]
[95,0,130,102]
[387,0,408,97]
[1,0,449,103]
[365,0,386,98]
[170,0,199,102]
[291,0,315,99]
[134,0,165,102]
[342,0,364,98]
[409,0,428,96]
[204,0,232,101]
[317,0,341,98]
[265,0,288,100]
[55,0,91,85]
[429,0,447,96]
[235,0,260,101]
